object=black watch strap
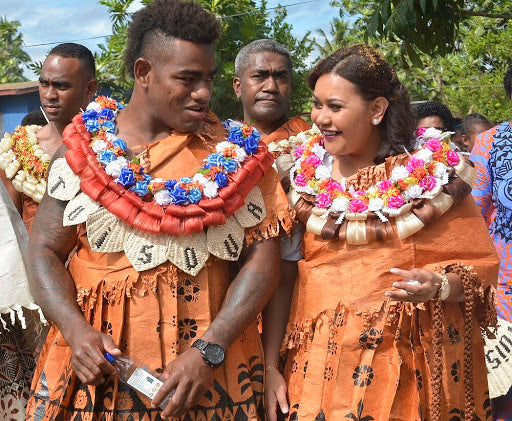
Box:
[192,338,209,353]
[192,339,225,368]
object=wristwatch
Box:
[192,339,225,368]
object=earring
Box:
[372,118,380,125]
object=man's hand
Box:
[66,322,121,386]
[152,348,214,418]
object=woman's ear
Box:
[370,97,389,126]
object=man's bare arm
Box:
[27,147,81,332]
[27,146,119,385]
[203,236,281,347]
[155,236,281,417]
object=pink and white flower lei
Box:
[291,127,460,223]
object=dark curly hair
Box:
[124,0,221,78]
[413,100,454,131]
[308,44,415,164]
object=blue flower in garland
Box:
[170,186,189,205]
[98,150,116,165]
[180,176,193,184]
[228,127,244,146]
[206,153,224,167]
[131,180,149,196]
[244,133,259,154]
[99,108,115,120]
[143,173,152,182]
[85,119,100,133]
[102,120,116,134]
[221,157,238,173]
[165,180,177,192]
[214,172,229,188]
[113,138,127,151]
[117,168,135,187]
[82,109,98,122]
[188,187,202,204]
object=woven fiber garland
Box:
[233,186,266,227]
[167,233,209,277]
[86,207,131,253]
[206,216,245,261]
[124,229,172,272]
[64,192,100,226]
[49,155,268,273]
[47,158,81,202]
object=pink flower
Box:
[446,150,460,166]
[425,139,442,151]
[415,127,427,137]
[294,145,305,158]
[387,194,405,209]
[354,190,366,197]
[406,157,425,173]
[419,175,436,191]
[377,179,393,192]
[305,155,322,167]
[349,199,368,213]
[326,180,343,192]
[295,172,307,187]
[315,192,332,208]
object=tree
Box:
[330,0,512,65]
[95,0,314,119]
[313,17,351,57]
[319,2,512,122]
[0,16,31,83]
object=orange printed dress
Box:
[273,130,498,420]
[26,111,291,421]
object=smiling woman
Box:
[264,44,498,421]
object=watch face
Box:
[205,344,225,366]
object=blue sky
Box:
[2,0,339,80]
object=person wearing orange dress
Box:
[264,44,498,421]
[25,1,291,420]
[233,39,311,345]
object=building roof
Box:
[0,81,39,96]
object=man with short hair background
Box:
[0,43,96,420]
[1,42,97,229]
[233,39,310,145]
[233,39,310,420]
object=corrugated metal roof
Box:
[0,81,39,96]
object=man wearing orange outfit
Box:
[233,39,310,418]
[1,43,97,231]
[25,2,291,420]
[0,43,96,420]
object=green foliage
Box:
[0,16,31,83]
[94,0,314,119]
[323,1,512,123]
[331,0,512,68]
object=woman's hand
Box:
[265,368,289,421]
[385,267,441,303]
